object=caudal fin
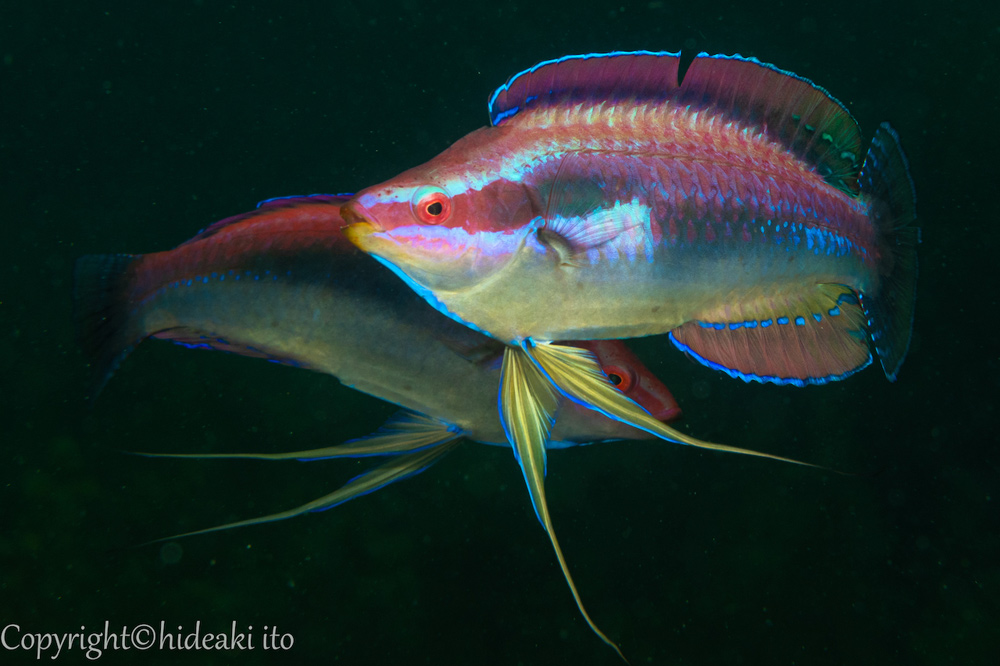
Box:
[859,122,918,381]
[72,254,146,400]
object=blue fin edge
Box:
[668,331,872,387]
[488,50,681,125]
[488,50,856,132]
[255,193,355,208]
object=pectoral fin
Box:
[143,435,462,545]
[132,410,461,461]
[500,346,627,662]
[527,342,829,470]
[535,152,652,267]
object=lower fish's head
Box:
[342,178,535,295]
[572,340,683,423]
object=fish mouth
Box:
[341,202,381,249]
[343,220,375,247]
[652,404,683,424]
[342,200,381,228]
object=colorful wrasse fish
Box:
[73,194,688,657]
[74,194,680,441]
[342,51,918,457]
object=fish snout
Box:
[650,402,683,424]
[341,200,374,228]
[343,221,375,248]
[341,201,381,246]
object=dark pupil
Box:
[608,373,622,385]
[426,201,444,216]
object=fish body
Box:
[75,196,687,659]
[73,195,680,445]
[344,51,918,386]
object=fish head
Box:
[342,164,539,297]
[572,340,682,423]
[550,339,682,444]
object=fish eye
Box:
[411,186,452,224]
[602,364,634,392]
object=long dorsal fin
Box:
[678,54,862,193]
[488,51,862,193]
[489,50,681,125]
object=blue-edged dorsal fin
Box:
[489,51,862,193]
[669,284,872,386]
[677,54,862,194]
[489,50,681,126]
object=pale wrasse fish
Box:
[343,51,918,391]
[74,195,688,660]
[74,195,680,447]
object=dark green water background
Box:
[2,1,997,664]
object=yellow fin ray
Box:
[133,411,458,461]
[142,429,462,545]
[501,347,627,662]
[527,342,827,470]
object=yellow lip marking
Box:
[343,221,376,247]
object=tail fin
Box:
[859,122,918,381]
[72,254,147,400]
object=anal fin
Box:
[670,284,872,386]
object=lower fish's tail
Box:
[859,122,919,381]
[73,253,146,400]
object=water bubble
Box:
[692,380,711,400]
[159,542,183,565]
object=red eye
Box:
[602,364,634,392]
[411,186,452,224]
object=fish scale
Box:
[530,154,872,289]
[342,50,917,658]
[344,49,916,384]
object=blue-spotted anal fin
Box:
[669,285,872,386]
